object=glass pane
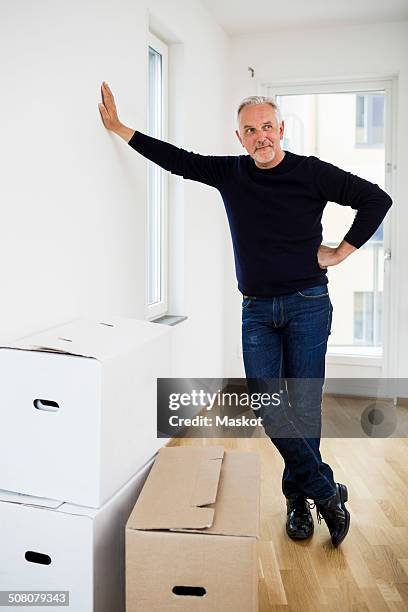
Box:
[356,95,365,128]
[147,46,163,306]
[276,92,386,354]
[355,94,384,146]
[372,95,384,127]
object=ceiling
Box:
[200,0,408,35]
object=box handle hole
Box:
[172,586,206,597]
[25,551,52,566]
[33,399,59,412]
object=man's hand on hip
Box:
[98,82,135,142]
[317,240,357,269]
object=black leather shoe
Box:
[315,483,350,547]
[286,496,314,540]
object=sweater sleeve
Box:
[310,156,393,248]
[127,130,231,189]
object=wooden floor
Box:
[167,433,408,611]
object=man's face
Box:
[235,103,284,169]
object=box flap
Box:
[184,450,260,538]
[127,446,224,531]
[190,449,224,506]
[0,316,170,361]
[0,489,64,509]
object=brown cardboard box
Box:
[126,445,260,611]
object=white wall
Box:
[0,0,230,378]
[224,20,408,378]
[3,4,406,381]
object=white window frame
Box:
[146,32,169,321]
[258,76,397,376]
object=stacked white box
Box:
[0,317,172,507]
[0,316,172,611]
[0,456,154,612]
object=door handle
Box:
[384,248,391,261]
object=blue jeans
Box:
[242,284,337,503]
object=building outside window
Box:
[354,291,382,345]
[355,94,384,147]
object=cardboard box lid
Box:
[0,316,169,361]
[127,446,260,538]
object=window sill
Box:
[326,347,382,367]
[327,345,382,357]
[151,315,188,327]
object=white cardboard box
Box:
[0,317,171,507]
[0,455,155,612]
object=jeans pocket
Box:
[242,296,253,309]
[327,302,333,336]
[296,284,329,298]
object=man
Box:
[99,83,392,547]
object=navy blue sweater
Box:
[128,131,392,297]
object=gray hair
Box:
[237,95,282,126]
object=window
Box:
[275,90,388,356]
[355,94,384,147]
[354,291,382,346]
[147,33,168,319]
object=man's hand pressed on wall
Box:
[98,82,135,142]
[317,240,357,269]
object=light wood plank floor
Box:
[167,433,408,611]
